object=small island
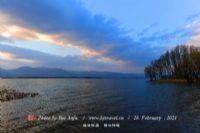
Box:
[144,45,200,83]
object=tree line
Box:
[144,45,200,82]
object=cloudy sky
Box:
[0,0,200,73]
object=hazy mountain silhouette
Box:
[0,66,143,78]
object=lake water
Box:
[0,78,199,133]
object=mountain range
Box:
[0,67,143,78]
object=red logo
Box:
[27,114,37,121]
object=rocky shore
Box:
[0,86,39,102]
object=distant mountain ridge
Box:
[0,66,143,78]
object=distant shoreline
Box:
[149,79,200,84]
[0,76,144,79]
[153,79,187,83]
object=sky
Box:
[0,0,200,73]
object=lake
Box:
[0,78,199,133]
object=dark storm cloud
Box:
[0,0,159,67]
[0,0,194,69]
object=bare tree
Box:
[144,45,200,82]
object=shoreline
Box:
[149,79,189,84]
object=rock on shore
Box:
[0,86,39,102]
